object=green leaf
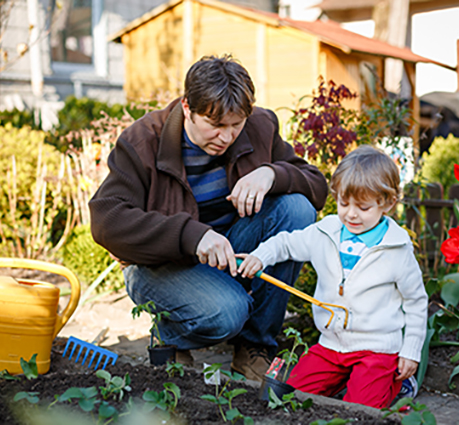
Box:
[20,354,38,380]
[80,387,98,399]
[301,397,313,409]
[422,410,437,425]
[448,364,459,388]
[96,369,111,382]
[79,397,96,412]
[99,402,117,419]
[58,387,84,402]
[402,411,423,425]
[225,408,242,421]
[224,388,247,400]
[441,274,459,307]
[201,394,218,403]
[0,369,20,380]
[13,391,40,404]
[164,382,181,399]
[244,417,254,425]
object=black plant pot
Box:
[259,375,295,401]
[148,345,177,366]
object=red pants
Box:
[286,344,403,409]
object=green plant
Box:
[382,397,436,424]
[131,301,171,348]
[96,370,131,402]
[61,224,123,292]
[47,96,165,152]
[0,108,37,129]
[201,363,253,424]
[420,135,459,195]
[267,388,312,413]
[0,369,20,380]
[20,354,39,380]
[13,391,40,404]
[0,124,73,259]
[165,361,184,377]
[142,382,181,420]
[310,419,354,425]
[277,327,308,382]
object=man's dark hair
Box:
[184,55,256,122]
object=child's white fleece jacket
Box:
[251,215,428,362]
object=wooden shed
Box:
[110,0,454,126]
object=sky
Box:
[342,7,459,97]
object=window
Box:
[50,0,92,64]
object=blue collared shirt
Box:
[339,217,388,278]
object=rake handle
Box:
[236,258,349,328]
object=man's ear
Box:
[181,98,192,121]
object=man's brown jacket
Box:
[89,98,328,267]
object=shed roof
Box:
[109,0,455,71]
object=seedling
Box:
[131,301,171,348]
[13,391,40,404]
[201,363,253,424]
[0,369,20,380]
[96,369,132,401]
[382,397,437,425]
[166,361,184,377]
[142,382,181,421]
[20,354,39,380]
[267,388,312,413]
[277,327,308,382]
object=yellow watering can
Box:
[0,258,80,375]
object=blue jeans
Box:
[123,194,316,352]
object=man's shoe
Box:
[176,349,194,367]
[231,344,271,382]
[399,376,419,399]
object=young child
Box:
[237,145,428,409]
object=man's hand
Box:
[196,229,237,276]
[396,357,418,381]
[227,166,275,217]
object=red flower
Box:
[454,164,459,182]
[441,227,459,264]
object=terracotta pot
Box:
[148,345,176,366]
[259,375,295,401]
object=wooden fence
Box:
[403,183,459,263]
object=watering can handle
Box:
[0,257,81,338]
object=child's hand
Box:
[235,254,263,278]
[396,357,418,381]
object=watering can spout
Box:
[0,258,81,375]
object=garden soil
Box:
[1,269,459,424]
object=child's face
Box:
[337,195,393,235]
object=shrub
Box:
[60,224,123,291]
[61,224,123,290]
[0,108,37,129]
[0,124,72,259]
[420,134,459,194]
[47,96,165,151]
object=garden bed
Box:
[0,341,402,425]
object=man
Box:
[89,55,327,381]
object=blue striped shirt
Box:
[182,131,237,233]
[339,217,388,278]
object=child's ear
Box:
[383,197,397,213]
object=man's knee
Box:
[269,193,317,231]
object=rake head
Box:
[62,336,118,370]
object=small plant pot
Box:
[259,375,295,401]
[148,345,177,366]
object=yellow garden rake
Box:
[236,259,349,328]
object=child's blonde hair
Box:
[330,145,401,206]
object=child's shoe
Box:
[399,376,418,399]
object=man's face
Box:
[182,98,247,156]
